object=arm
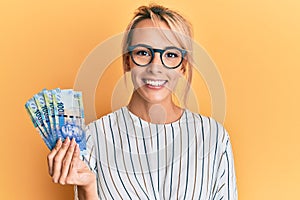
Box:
[214,134,238,200]
[77,181,98,200]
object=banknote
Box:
[72,91,86,150]
[26,88,86,151]
[43,89,57,143]
[33,90,55,146]
[25,98,52,149]
[52,88,65,140]
[52,88,86,150]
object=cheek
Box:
[165,70,184,91]
[168,69,183,81]
[130,67,144,89]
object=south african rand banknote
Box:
[52,88,86,150]
[26,88,86,151]
[33,90,55,147]
[43,89,57,144]
[25,98,52,149]
[72,91,86,150]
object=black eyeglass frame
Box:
[128,44,187,69]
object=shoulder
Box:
[184,109,224,129]
[86,107,129,132]
[88,107,124,124]
[184,109,230,145]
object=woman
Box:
[47,4,237,200]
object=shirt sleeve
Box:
[214,128,238,200]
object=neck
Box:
[127,91,183,124]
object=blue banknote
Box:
[52,88,86,150]
[25,88,86,151]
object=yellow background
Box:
[1,0,300,199]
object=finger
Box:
[51,137,71,183]
[58,138,76,184]
[73,143,80,160]
[47,138,62,176]
[65,145,81,185]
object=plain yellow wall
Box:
[1,0,300,199]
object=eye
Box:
[135,50,151,57]
[165,52,179,58]
[164,48,181,59]
[132,46,152,57]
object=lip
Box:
[142,78,168,89]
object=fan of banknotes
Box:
[25,88,86,151]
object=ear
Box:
[124,53,131,72]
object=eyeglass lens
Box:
[130,46,183,68]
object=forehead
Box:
[131,19,181,48]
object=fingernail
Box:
[70,138,76,146]
[64,137,70,143]
[56,138,62,147]
[75,144,80,151]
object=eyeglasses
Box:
[128,44,187,69]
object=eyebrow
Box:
[130,43,183,50]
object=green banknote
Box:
[25,98,52,149]
[33,90,54,145]
[43,89,57,142]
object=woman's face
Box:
[128,19,186,104]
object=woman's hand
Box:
[47,137,98,199]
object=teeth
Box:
[144,79,166,87]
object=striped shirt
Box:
[77,107,237,200]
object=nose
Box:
[152,52,162,64]
[147,52,163,73]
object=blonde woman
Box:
[47,4,237,200]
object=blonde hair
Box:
[122,4,194,106]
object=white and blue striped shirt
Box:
[79,107,237,200]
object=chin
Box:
[137,89,171,104]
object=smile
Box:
[143,79,167,87]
